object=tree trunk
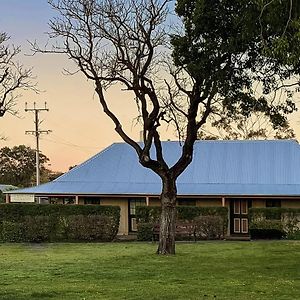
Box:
[157,177,177,255]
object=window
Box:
[129,198,146,232]
[177,199,196,206]
[64,198,75,205]
[266,199,281,208]
[241,219,248,233]
[234,218,240,233]
[50,197,74,204]
[241,201,248,214]
[39,197,49,204]
[83,197,101,205]
[234,201,240,214]
[266,199,281,220]
[129,198,146,215]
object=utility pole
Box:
[25,102,51,186]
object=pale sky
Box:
[0,0,177,172]
[0,0,300,172]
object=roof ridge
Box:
[194,139,298,143]
[111,139,298,144]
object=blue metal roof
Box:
[8,140,300,196]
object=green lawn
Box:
[0,241,299,300]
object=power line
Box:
[25,102,51,186]
[41,137,95,154]
[50,133,100,149]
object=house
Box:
[0,184,17,193]
[5,140,300,237]
[0,184,17,203]
[0,183,17,192]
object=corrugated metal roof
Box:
[8,140,300,196]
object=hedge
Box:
[137,223,154,241]
[0,204,120,242]
[136,206,228,223]
[249,208,300,239]
[194,215,224,240]
[0,191,4,204]
[136,206,228,241]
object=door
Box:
[230,199,251,235]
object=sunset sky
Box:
[1,0,300,172]
[0,0,176,172]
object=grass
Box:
[0,241,299,300]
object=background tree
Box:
[39,169,64,182]
[0,191,4,203]
[33,0,300,254]
[172,0,300,142]
[0,145,49,187]
[196,110,295,140]
[0,32,35,118]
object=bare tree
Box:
[0,32,34,117]
[32,0,300,254]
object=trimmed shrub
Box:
[194,215,224,240]
[0,191,4,204]
[0,203,120,242]
[282,210,300,236]
[66,215,119,241]
[136,206,228,241]
[287,230,300,240]
[1,221,23,242]
[0,203,120,220]
[56,216,69,240]
[250,228,285,239]
[175,221,195,241]
[136,206,161,224]
[137,223,153,241]
[177,206,228,222]
[22,216,54,242]
[136,206,228,223]
[249,219,285,239]
[249,208,300,239]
